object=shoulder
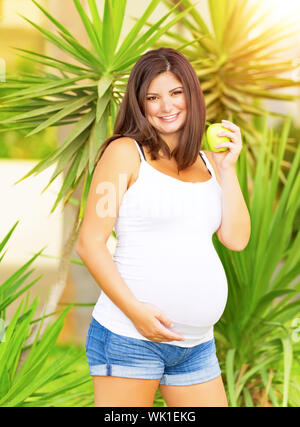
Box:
[94,137,140,188]
[102,137,139,160]
[97,137,140,171]
[201,150,221,185]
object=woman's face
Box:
[144,71,187,139]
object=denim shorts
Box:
[85,317,221,386]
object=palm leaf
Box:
[0,0,193,212]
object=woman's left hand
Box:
[211,120,243,171]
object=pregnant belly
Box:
[146,269,228,328]
[115,250,228,329]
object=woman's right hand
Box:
[128,301,184,343]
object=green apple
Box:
[206,123,230,152]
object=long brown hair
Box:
[96,48,206,172]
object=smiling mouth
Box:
[159,113,180,122]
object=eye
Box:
[146,96,157,101]
[146,90,183,101]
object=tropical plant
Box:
[0,222,92,407]
[0,56,57,159]
[0,127,57,159]
[158,0,300,158]
[212,115,300,407]
[0,0,192,214]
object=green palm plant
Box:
[0,222,92,407]
[157,0,300,158]
[212,115,300,406]
[0,0,192,214]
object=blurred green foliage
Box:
[0,127,57,159]
[0,56,58,159]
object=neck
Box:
[160,133,180,152]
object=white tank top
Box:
[92,139,228,347]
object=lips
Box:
[159,113,180,122]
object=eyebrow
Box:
[146,86,183,95]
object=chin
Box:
[158,121,186,134]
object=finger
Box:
[155,315,184,340]
[214,142,236,150]
[159,324,184,340]
[221,122,241,134]
[173,335,185,341]
[156,313,173,329]
[155,323,184,341]
[157,334,184,342]
[221,120,239,129]
[217,130,235,139]
[161,329,185,341]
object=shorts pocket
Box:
[86,318,107,351]
[86,319,110,367]
[107,331,150,360]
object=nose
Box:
[160,96,173,113]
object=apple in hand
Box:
[206,123,230,152]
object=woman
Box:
[77,48,251,407]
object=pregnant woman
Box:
[77,48,251,407]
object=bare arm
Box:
[77,138,141,319]
[204,120,251,251]
[76,138,183,342]
[216,166,251,251]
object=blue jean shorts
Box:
[85,317,221,386]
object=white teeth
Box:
[160,113,178,121]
